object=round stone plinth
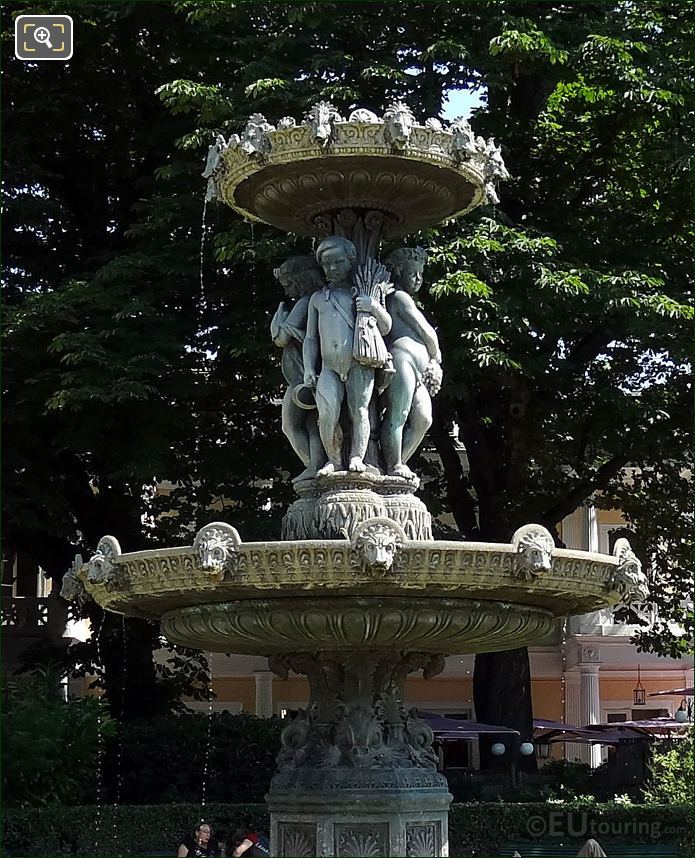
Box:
[160,596,554,655]
[283,471,433,540]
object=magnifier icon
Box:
[34,26,53,49]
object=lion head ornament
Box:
[350,518,407,573]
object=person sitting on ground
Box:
[177,822,222,857]
[230,828,270,857]
[577,838,607,857]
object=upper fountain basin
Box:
[204,103,508,237]
[70,521,645,626]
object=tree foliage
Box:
[3,1,692,735]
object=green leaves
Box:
[156,79,233,121]
[489,18,568,66]
[643,728,694,804]
[244,77,291,99]
[432,270,492,299]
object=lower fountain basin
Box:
[161,596,555,654]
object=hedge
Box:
[3,801,692,857]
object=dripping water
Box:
[199,196,209,319]
[93,610,107,855]
[200,652,215,812]
[111,615,128,849]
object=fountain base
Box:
[269,781,451,857]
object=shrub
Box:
[3,802,691,857]
[1,668,113,807]
[111,711,282,804]
[2,803,268,857]
[642,728,694,805]
[3,701,283,807]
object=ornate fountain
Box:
[62,102,648,858]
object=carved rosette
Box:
[512,524,555,581]
[609,537,649,604]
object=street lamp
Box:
[633,664,646,706]
[536,742,552,759]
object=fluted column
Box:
[564,674,583,761]
[254,669,275,718]
[577,642,603,769]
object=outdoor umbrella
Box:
[648,686,694,696]
[418,710,520,739]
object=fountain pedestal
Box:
[266,650,451,858]
[269,783,450,858]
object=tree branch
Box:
[542,452,631,526]
[430,399,480,538]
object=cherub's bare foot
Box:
[391,463,415,479]
[316,462,336,478]
[348,457,366,472]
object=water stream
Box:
[93,610,107,854]
[200,651,215,813]
[199,197,209,319]
[110,615,128,847]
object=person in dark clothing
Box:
[177,822,223,857]
[231,829,270,857]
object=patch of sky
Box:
[442,88,485,120]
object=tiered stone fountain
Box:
[62,102,648,858]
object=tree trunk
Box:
[473,648,536,772]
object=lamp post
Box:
[536,742,552,760]
[633,664,646,706]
